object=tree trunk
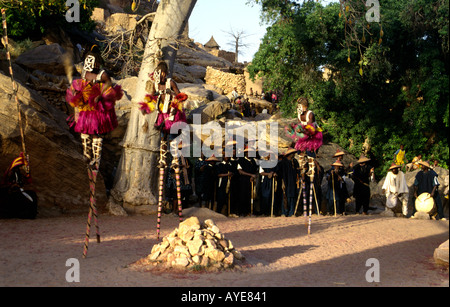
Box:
[110,0,197,213]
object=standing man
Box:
[259,151,278,216]
[333,149,350,215]
[194,153,208,207]
[227,140,240,217]
[351,155,375,215]
[413,161,445,220]
[382,163,409,217]
[231,87,239,103]
[326,160,344,215]
[237,147,258,216]
[278,148,299,217]
[215,155,233,215]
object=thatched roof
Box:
[205,36,220,49]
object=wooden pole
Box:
[156,138,168,240]
[271,177,275,217]
[332,171,337,217]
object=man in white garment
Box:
[382,163,410,217]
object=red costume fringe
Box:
[66,79,122,135]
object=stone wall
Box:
[209,49,236,63]
[204,66,246,95]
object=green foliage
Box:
[1,0,98,40]
[248,0,449,176]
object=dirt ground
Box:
[0,208,448,288]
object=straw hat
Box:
[225,139,237,147]
[284,148,297,156]
[333,149,345,158]
[389,163,401,170]
[418,160,430,168]
[331,160,343,167]
[206,155,220,162]
[176,142,190,149]
[357,154,371,163]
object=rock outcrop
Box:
[434,240,449,267]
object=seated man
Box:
[406,154,422,172]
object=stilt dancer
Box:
[138,61,188,240]
[65,45,123,258]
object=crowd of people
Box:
[393,144,440,172]
[230,87,279,118]
[161,145,447,221]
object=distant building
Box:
[204,36,220,52]
[204,36,236,63]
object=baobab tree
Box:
[224,28,252,63]
[110,0,197,212]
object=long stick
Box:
[294,184,302,216]
[308,181,313,235]
[332,171,337,217]
[156,138,168,240]
[312,184,320,216]
[82,201,93,258]
[173,156,183,223]
[227,174,231,216]
[250,179,254,216]
[271,177,275,217]
[308,159,315,235]
[2,9,29,173]
[302,179,307,224]
[82,167,100,258]
[89,167,100,243]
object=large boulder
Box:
[15,43,71,76]
[0,72,107,216]
[176,44,233,69]
[188,101,231,125]
[434,240,449,267]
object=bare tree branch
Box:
[223,27,253,63]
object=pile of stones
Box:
[141,217,245,271]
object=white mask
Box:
[83,55,96,72]
[153,69,162,84]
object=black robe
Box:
[215,161,231,214]
[260,163,278,216]
[352,163,372,213]
[237,157,258,215]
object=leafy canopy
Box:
[248,0,449,174]
[1,0,98,40]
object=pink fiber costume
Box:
[286,110,323,153]
[139,77,187,134]
[66,71,123,135]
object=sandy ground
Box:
[0,209,448,288]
